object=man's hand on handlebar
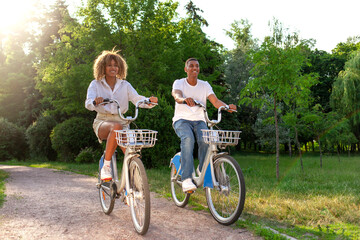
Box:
[149,96,158,104]
[183,97,196,107]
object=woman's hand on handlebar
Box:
[228,104,237,113]
[93,97,104,106]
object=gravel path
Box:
[0,165,261,240]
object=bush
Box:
[0,118,28,160]
[25,115,57,161]
[51,117,99,162]
[75,147,101,164]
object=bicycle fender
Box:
[203,163,214,188]
[170,152,183,176]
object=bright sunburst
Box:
[0,0,36,33]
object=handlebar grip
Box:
[93,98,110,106]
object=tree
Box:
[241,19,317,179]
[331,50,360,142]
[303,50,346,112]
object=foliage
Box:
[0,118,28,160]
[25,115,58,161]
[331,51,360,120]
[75,147,101,164]
[253,103,289,152]
[51,117,99,162]
[304,49,346,112]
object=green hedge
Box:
[51,117,99,162]
[0,118,28,160]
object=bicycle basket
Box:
[201,130,241,146]
[115,129,158,148]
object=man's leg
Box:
[194,121,209,172]
[173,119,195,181]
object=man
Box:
[172,58,237,192]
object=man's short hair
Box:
[185,58,199,67]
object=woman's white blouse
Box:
[85,78,147,114]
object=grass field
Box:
[1,153,359,239]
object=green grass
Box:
[1,153,359,239]
[0,169,9,207]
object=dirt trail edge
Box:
[0,165,261,240]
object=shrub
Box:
[25,115,57,161]
[75,147,101,164]
[51,117,99,162]
[0,118,28,160]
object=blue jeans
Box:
[173,119,209,180]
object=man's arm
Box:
[172,89,196,107]
[208,94,237,112]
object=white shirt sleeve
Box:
[205,81,215,98]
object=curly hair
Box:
[93,50,128,80]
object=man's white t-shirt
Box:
[172,78,214,123]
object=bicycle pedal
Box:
[186,190,195,194]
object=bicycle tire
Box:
[128,157,150,235]
[205,155,245,225]
[170,164,190,207]
[98,175,116,215]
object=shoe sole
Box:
[101,177,112,181]
[182,186,197,193]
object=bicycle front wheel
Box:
[128,157,150,235]
[98,177,116,215]
[170,164,190,207]
[205,155,245,225]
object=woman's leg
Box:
[98,122,126,160]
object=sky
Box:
[180,0,360,52]
[1,0,359,53]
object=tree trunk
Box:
[318,136,323,168]
[311,140,315,152]
[337,145,340,162]
[295,126,303,171]
[274,95,280,180]
[288,138,292,157]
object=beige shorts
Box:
[93,113,129,143]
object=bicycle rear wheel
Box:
[98,176,116,215]
[205,155,245,225]
[170,164,190,207]
[128,157,150,235]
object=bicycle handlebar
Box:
[93,98,157,124]
[182,100,237,128]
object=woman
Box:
[85,50,158,180]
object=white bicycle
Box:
[170,102,245,225]
[96,98,157,235]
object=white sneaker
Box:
[101,164,112,180]
[182,178,197,192]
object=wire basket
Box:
[201,130,241,146]
[115,129,158,148]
